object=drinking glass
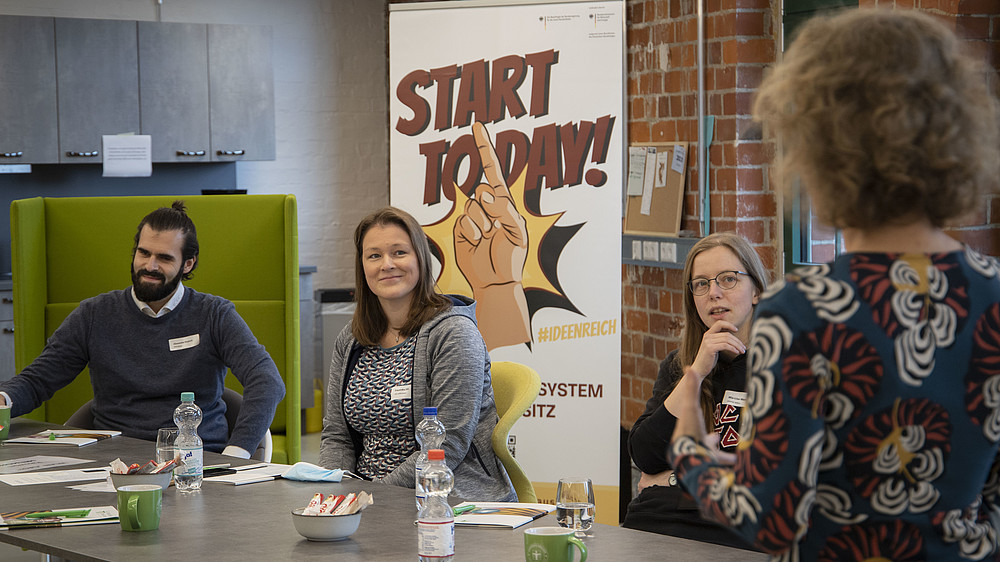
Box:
[555,477,595,537]
[155,428,179,464]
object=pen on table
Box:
[203,463,231,471]
[453,505,476,516]
[25,509,91,519]
[203,467,238,478]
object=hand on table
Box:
[454,122,531,350]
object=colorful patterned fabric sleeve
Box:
[669,249,1000,561]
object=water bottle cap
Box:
[428,449,444,461]
[181,392,195,402]
[423,407,437,416]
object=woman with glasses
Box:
[624,232,767,549]
[669,10,1000,560]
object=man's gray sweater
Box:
[0,288,284,453]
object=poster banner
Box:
[389,0,623,522]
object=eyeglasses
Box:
[689,270,747,296]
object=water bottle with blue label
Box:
[415,407,446,510]
[173,392,203,492]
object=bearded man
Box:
[0,201,283,458]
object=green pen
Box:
[452,505,476,516]
[25,509,92,519]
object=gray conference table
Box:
[1,418,767,561]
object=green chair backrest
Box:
[10,195,301,463]
[490,361,541,502]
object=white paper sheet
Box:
[655,150,670,188]
[0,467,110,486]
[640,147,657,215]
[102,134,152,177]
[203,463,290,485]
[671,143,686,174]
[0,455,93,474]
[68,479,116,493]
[626,146,647,196]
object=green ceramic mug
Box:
[117,484,162,532]
[0,405,9,441]
[524,526,588,562]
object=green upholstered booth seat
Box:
[11,195,301,464]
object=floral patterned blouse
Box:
[669,248,1000,561]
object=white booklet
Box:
[453,502,555,529]
[0,505,119,529]
[202,463,290,485]
[5,430,122,447]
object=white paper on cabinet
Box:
[102,135,152,177]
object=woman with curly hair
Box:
[669,9,1000,560]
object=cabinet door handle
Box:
[176,150,206,156]
[66,151,99,157]
[1,152,23,158]
[216,149,246,156]
[2,328,13,334]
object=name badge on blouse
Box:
[391,384,411,401]
[168,334,200,351]
[723,390,747,407]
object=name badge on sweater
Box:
[723,390,747,407]
[169,334,200,351]
[391,384,411,401]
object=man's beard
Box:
[131,265,184,303]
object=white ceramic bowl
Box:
[110,471,172,490]
[290,508,362,541]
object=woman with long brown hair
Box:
[625,232,767,549]
[319,206,516,502]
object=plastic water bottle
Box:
[417,449,454,561]
[173,392,203,492]
[415,406,446,510]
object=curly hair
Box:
[754,9,1000,229]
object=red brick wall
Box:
[622,0,779,427]
[621,0,1000,429]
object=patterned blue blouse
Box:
[344,336,418,479]
[669,248,1000,561]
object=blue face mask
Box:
[281,462,345,483]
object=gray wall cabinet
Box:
[208,24,276,162]
[2,16,274,165]
[0,16,59,164]
[56,18,141,163]
[138,22,211,163]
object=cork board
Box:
[624,142,688,237]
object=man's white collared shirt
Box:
[132,281,185,318]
